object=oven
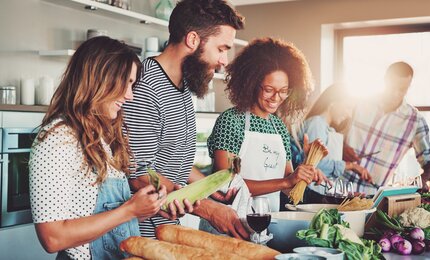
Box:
[1,128,38,227]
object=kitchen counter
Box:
[0,104,48,112]
[383,252,430,259]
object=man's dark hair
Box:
[168,0,244,44]
[386,61,414,78]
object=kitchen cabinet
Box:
[0,224,55,260]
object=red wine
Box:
[246,213,271,233]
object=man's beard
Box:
[182,46,216,98]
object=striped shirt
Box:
[123,57,196,238]
[341,99,430,195]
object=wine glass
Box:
[246,197,271,244]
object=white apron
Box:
[309,129,344,194]
[239,112,286,212]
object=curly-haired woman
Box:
[206,38,326,214]
[29,36,174,259]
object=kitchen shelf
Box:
[42,0,248,46]
[0,105,48,113]
[39,49,76,56]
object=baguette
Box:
[155,225,280,260]
[120,236,246,260]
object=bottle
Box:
[21,78,35,105]
[155,0,174,21]
[36,76,55,106]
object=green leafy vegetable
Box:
[296,208,383,260]
[376,210,404,232]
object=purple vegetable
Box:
[378,237,391,252]
[396,240,412,255]
[410,227,425,241]
[411,240,426,255]
[390,234,404,249]
[382,230,396,239]
[424,239,430,251]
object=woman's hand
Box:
[126,184,167,221]
[346,162,373,183]
[285,164,317,187]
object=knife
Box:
[358,150,380,159]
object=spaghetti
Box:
[289,140,328,205]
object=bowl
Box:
[293,247,344,260]
[293,203,375,237]
[275,253,326,260]
[267,211,316,253]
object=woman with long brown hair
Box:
[206,38,326,217]
[29,36,168,259]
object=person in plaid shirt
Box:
[342,61,430,195]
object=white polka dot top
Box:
[29,118,124,259]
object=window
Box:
[336,25,430,111]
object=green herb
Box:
[147,168,160,191]
[421,192,430,198]
[419,203,430,212]
[375,210,404,232]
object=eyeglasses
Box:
[260,86,290,99]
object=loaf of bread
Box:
[155,225,280,260]
[120,236,247,260]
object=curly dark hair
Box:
[226,38,313,122]
[168,0,244,44]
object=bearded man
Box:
[123,0,248,239]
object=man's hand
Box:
[210,188,238,205]
[158,184,201,220]
[343,143,359,162]
[208,204,249,239]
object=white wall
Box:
[0,0,168,103]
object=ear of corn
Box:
[147,168,160,191]
[161,169,233,212]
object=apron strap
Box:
[245,111,279,134]
[245,111,251,131]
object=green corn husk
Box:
[147,168,160,191]
[161,168,233,212]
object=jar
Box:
[0,86,16,105]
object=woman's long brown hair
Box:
[40,36,141,184]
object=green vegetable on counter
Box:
[296,208,383,260]
[376,209,404,232]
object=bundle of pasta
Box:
[337,196,373,211]
[289,141,328,205]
